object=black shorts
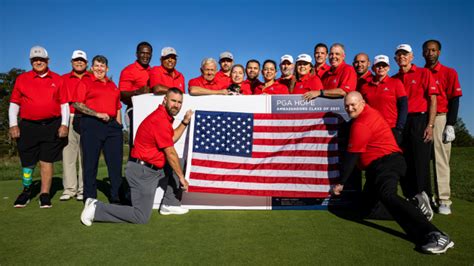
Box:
[17,117,68,167]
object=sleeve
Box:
[447,69,462,99]
[339,67,357,92]
[347,121,371,153]
[154,119,174,149]
[446,97,460,126]
[338,152,361,185]
[396,96,408,130]
[148,67,161,88]
[8,102,20,127]
[118,67,134,92]
[60,103,70,126]
[9,75,23,104]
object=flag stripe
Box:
[192,152,339,164]
[191,159,339,171]
[253,130,337,139]
[254,118,340,126]
[189,186,330,198]
[253,125,339,132]
[253,137,337,145]
[191,165,340,178]
[189,179,331,192]
[252,150,339,159]
[190,173,333,185]
[252,143,338,152]
[254,112,338,120]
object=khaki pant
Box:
[62,115,83,196]
[433,115,452,206]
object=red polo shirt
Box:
[425,62,462,113]
[118,61,150,92]
[149,66,185,93]
[356,71,374,91]
[359,76,407,128]
[10,70,67,120]
[392,64,438,113]
[315,63,330,79]
[291,74,324,94]
[215,71,232,88]
[188,76,226,91]
[321,62,357,93]
[75,76,121,117]
[348,105,402,169]
[62,71,92,113]
[254,81,289,95]
[241,79,262,95]
[131,104,174,168]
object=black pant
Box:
[365,153,438,244]
[81,116,123,201]
[400,113,432,198]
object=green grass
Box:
[0,147,473,264]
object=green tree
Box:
[0,68,25,156]
[453,117,474,147]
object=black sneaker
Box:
[413,191,434,221]
[39,193,52,209]
[421,232,454,254]
[13,187,32,208]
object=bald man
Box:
[352,53,373,91]
[332,91,454,255]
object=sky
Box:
[1,0,473,132]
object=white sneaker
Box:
[438,204,452,215]
[81,198,97,226]
[159,205,189,215]
[59,194,73,201]
[76,194,84,201]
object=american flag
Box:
[188,110,341,198]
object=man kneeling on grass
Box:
[81,88,191,225]
[332,91,454,254]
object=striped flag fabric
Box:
[188,110,341,198]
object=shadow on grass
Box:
[27,177,64,199]
[98,177,131,205]
[328,196,413,243]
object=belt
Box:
[22,117,60,125]
[407,112,426,117]
[129,157,160,171]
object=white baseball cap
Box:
[396,44,413,53]
[219,51,234,60]
[161,47,177,57]
[296,54,312,64]
[280,54,294,64]
[29,46,48,59]
[374,55,390,65]
[72,50,87,60]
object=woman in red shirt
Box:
[74,55,123,203]
[227,64,252,95]
[254,60,289,95]
[291,54,324,95]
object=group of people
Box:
[8,39,461,254]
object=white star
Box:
[207,115,211,119]
[197,122,201,126]
[205,146,209,150]
[242,121,246,125]
[237,133,241,137]
[237,125,241,129]
[237,140,240,144]
[246,142,251,145]
[195,145,199,148]
[232,129,236,132]
[227,117,231,120]
[212,119,216,123]
[211,135,215,138]
[237,117,241,121]
[212,127,215,131]
[216,147,220,151]
[226,148,230,151]
[232,136,236,140]
[196,137,200,141]
[216,139,220,143]
[206,138,210,142]
[197,114,201,118]
[231,144,235,148]
[236,149,240,152]
[232,121,236,125]
[201,141,205,145]
[246,150,250,153]
[206,130,210,134]
[241,145,245,149]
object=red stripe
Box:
[254,113,337,120]
[188,186,330,198]
[191,159,339,171]
[253,124,339,132]
[253,137,338,145]
[252,150,339,158]
[189,173,334,185]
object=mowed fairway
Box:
[0,148,473,264]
